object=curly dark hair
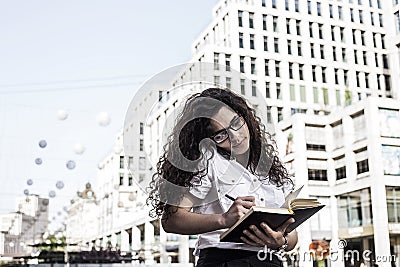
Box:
[146,88,292,220]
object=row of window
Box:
[261,0,383,12]
[239,7,383,31]
[308,159,369,181]
[238,31,387,54]
[119,156,147,170]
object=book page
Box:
[281,185,304,208]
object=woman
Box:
[147,88,298,266]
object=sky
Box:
[0,0,218,231]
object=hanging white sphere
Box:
[128,192,137,201]
[57,110,68,120]
[66,160,76,170]
[27,179,33,186]
[49,190,56,198]
[73,143,85,155]
[42,199,49,206]
[38,140,47,148]
[113,145,123,154]
[23,189,29,196]
[55,181,64,190]
[35,158,42,165]
[96,112,111,127]
[117,201,123,208]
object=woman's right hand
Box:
[221,196,256,228]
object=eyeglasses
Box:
[210,116,245,144]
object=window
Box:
[337,6,343,20]
[272,0,276,8]
[322,87,329,105]
[352,29,356,44]
[350,8,354,22]
[119,173,124,186]
[317,2,321,16]
[322,67,327,83]
[263,14,267,30]
[297,41,302,56]
[274,38,279,53]
[214,52,219,70]
[287,39,292,54]
[251,80,257,96]
[286,18,291,34]
[334,68,339,84]
[264,36,268,51]
[285,0,290,10]
[381,35,386,49]
[225,54,231,71]
[299,64,304,80]
[240,56,245,73]
[342,48,347,62]
[264,59,269,76]
[340,27,345,42]
[295,0,299,12]
[273,16,278,32]
[354,49,358,64]
[267,106,272,123]
[239,32,243,48]
[240,79,246,95]
[290,84,295,101]
[336,166,347,180]
[249,12,254,28]
[238,11,243,27]
[331,26,335,41]
[250,57,256,74]
[375,53,379,67]
[386,187,400,223]
[313,86,319,103]
[359,10,363,24]
[277,83,282,99]
[333,46,337,61]
[275,61,280,77]
[296,20,301,35]
[250,34,255,49]
[139,139,144,151]
[139,122,144,134]
[357,159,369,174]
[262,0,266,7]
[320,44,325,59]
[277,107,283,122]
[318,23,323,39]
[361,30,365,45]
[356,71,360,87]
[266,82,270,98]
[289,62,294,79]
[370,12,374,26]
[344,70,348,85]
[311,43,315,58]
[226,77,231,89]
[308,169,328,181]
[300,86,306,102]
[309,22,313,38]
[307,0,312,14]
[383,54,389,69]
[336,89,341,105]
[362,51,367,65]
[338,189,372,228]
[139,157,146,170]
[379,14,383,27]
[120,156,124,169]
[128,174,133,186]
[329,4,333,18]
[312,65,317,82]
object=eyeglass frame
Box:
[210,115,246,144]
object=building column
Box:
[120,229,130,252]
[144,221,155,264]
[131,226,141,252]
[179,235,189,263]
[330,196,345,267]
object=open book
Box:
[220,186,325,243]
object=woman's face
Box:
[210,106,250,155]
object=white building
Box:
[0,195,49,258]
[66,0,400,266]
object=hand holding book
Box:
[220,185,325,243]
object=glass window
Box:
[300,85,306,102]
[386,187,400,223]
[119,173,124,186]
[238,10,243,27]
[338,189,372,228]
[120,156,124,169]
[290,84,295,101]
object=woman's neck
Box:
[233,151,250,168]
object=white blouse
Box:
[189,151,293,255]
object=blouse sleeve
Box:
[189,172,213,200]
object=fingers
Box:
[235,196,256,209]
[276,217,295,233]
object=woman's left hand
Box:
[240,218,294,249]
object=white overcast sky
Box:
[0,0,217,230]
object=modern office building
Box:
[65,0,400,266]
